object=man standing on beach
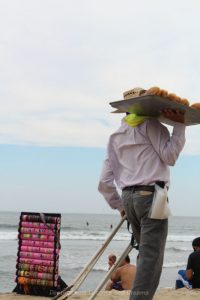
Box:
[98,87,186,300]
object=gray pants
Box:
[122,189,168,300]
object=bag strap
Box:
[126,219,139,250]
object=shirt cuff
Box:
[117,202,124,213]
[173,122,186,135]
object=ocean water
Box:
[0,211,199,293]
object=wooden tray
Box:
[109,95,200,126]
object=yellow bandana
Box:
[124,113,150,127]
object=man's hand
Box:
[161,108,185,123]
[120,210,126,218]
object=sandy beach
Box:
[0,289,200,300]
[1,214,200,300]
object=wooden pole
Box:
[88,243,133,300]
[53,215,126,300]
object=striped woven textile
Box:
[15,212,61,293]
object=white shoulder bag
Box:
[149,183,171,219]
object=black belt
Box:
[123,185,155,192]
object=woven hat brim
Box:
[111,109,126,113]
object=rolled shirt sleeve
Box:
[98,157,124,212]
[146,119,186,166]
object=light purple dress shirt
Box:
[98,118,186,212]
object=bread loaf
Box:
[190,103,200,110]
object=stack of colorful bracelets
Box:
[15,212,61,290]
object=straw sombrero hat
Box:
[123,87,146,100]
[112,87,146,113]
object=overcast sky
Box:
[0,0,200,216]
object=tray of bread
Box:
[109,87,200,126]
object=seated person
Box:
[176,237,200,289]
[105,255,136,291]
